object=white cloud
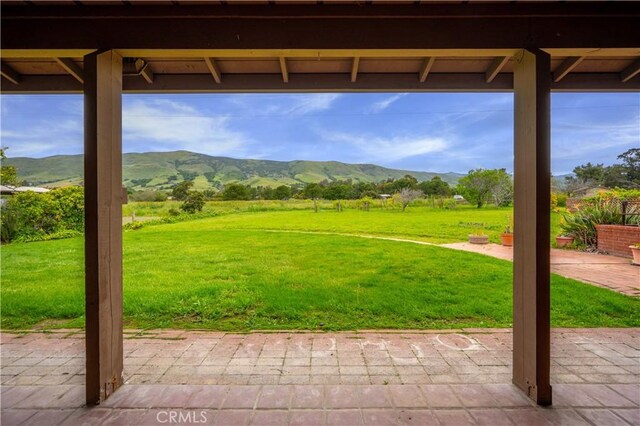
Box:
[0,118,83,157]
[122,99,249,156]
[229,93,341,116]
[369,93,407,113]
[552,113,640,161]
[322,131,448,163]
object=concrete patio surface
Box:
[1,328,638,425]
[441,243,640,297]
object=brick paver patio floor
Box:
[1,329,638,425]
[441,243,640,297]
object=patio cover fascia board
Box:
[2,3,640,51]
[2,3,640,94]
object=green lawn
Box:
[1,206,637,331]
[125,201,564,245]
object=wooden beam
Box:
[419,57,436,82]
[621,58,640,82]
[3,48,640,60]
[279,56,288,83]
[4,72,640,94]
[1,61,20,84]
[513,47,552,406]
[2,5,639,52]
[55,57,84,83]
[140,62,153,84]
[351,57,360,83]
[84,49,124,406]
[553,56,585,82]
[486,56,509,83]
[204,57,222,83]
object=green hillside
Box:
[6,151,464,191]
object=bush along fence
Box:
[560,189,640,250]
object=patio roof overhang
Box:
[1,1,640,93]
[2,0,639,409]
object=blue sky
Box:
[1,92,638,175]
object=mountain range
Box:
[5,151,464,191]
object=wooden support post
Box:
[84,49,124,406]
[513,47,552,406]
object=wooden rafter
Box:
[279,56,288,83]
[55,57,84,83]
[5,72,640,94]
[553,56,585,82]
[140,63,154,84]
[621,58,640,82]
[204,57,222,83]
[1,61,20,84]
[351,57,360,83]
[419,57,436,82]
[485,56,509,83]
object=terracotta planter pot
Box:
[556,236,574,247]
[469,234,489,245]
[500,233,513,246]
[630,246,640,265]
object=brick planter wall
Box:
[595,224,640,258]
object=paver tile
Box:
[291,385,323,409]
[221,385,261,409]
[289,410,324,426]
[433,409,477,425]
[326,409,362,425]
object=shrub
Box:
[123,221,145,231]
[1,186,84,243]
[560,194,639,247]
[442,198,458,209]
[556,193,567,208]
[180,191,206,214]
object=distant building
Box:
[0,185,51,195]
[14,186,50,193]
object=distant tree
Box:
[396,188,423,212]
[602,165,631,189]
[418,176,452,197]
[492,171,513,207]
[458,168,512,208]
[1,148,19,186]
[560,176,592,198]
[180,191,205,213]
[302,183,324,200]
[617,148,640,186]
[273,185,292,200]
[323,183,352,200]
[302,183,324,212]
[573,162,605,185]
[222,183,251,201]
[172,180,194,201]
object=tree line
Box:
[559,148,639,196]
[167,169,515,210]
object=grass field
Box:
[124,200,565,245]
[2,203,638,331]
